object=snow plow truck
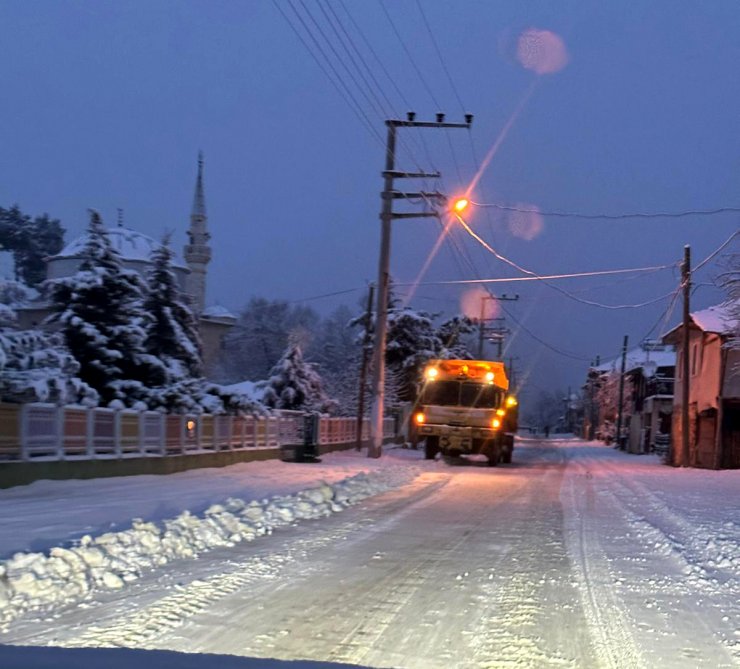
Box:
[411,359,518,465]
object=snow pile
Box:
[0,468,413,628]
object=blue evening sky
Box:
[1,0,738,397]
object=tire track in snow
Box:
[562,461,644,669]
[579,460,740,665]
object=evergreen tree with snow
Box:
[46,210,155,407]
[262,338,334,412]
[143,236,203,384]
[436,315,475,360]
[0,294,96,405]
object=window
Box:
[460,383,503,408]
[421,381,460,406]
[691,343,698,376]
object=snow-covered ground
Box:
[1,439,739,668]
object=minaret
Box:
[184,151,212,314]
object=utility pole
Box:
[507,356,520,390]
[476,294,518,358]
[356,283,375,451]
[679,245,691,467]
[369,112,472,458]
[615,335,629,450]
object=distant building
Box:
[663,303,740,469]
[14,154,235,377]
[583,341,675,452]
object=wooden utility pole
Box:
[476,295,518,358]
[355,283,375,451]
[615,335,629,449]
[679,245,691,467]
[369,113,472,458]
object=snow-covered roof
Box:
[51,227,186,269]
[202,304,237,320]
[691,303,736,335]
[593,346,675,375]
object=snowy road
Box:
[2,439,739,668]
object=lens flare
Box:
[507,203,544,240]
[461,286,500,321]
[516,28,569,75]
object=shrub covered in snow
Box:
[262,340,336,413]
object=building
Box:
[583,341,675,452]
[663,302,740,469]
[15,154,235,377]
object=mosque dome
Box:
[46,226,188,289]
[51,226,186,268]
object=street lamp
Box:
[452,197,470,213]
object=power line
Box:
[273,0,384,148]
[693,229,739,271]
[469,201,740,220]
[378,0,441,109]
[398,264,676,286]
[423,202,595,363]
[454,212,677,309]
[287,286,361,303]
[414,0,466,114]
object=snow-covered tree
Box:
[45,211,156,408]
[436,315,476,360]
[0,296,96,405]
[262,339,335,412]
[143,237,203,385]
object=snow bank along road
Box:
[1,440,739,669]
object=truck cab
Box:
[412,359,516,465]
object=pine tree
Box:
[46,211,154,407]
[0,205,64,287]
[262,339,334,412]
[436,315,476,359]
[143,237,203,383]
[0,294,96,405]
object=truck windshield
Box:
[421,381,460,406]
[460,383,503,408]
[421,381,503,408]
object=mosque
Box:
[15,155,236,377]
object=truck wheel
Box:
[483,440,499,467]
[500,448,512,464]
[425,436,440,460]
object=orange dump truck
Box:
[412,359,518,465]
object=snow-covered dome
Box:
[46,226,189,290]
[52,226,186,268]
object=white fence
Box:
[0,403,396,462]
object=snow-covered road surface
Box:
[1,439,739,669]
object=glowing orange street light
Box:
[452,197,470,213]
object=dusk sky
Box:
[1,0,738,399]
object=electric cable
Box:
[693,230,739,272]
[273,0,385,148]
[454,212,678,309]
[469,201,740,220]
